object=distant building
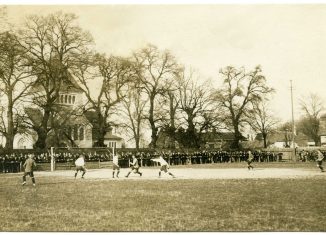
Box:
[201,131,247,149]
[255,131,313,148]
[11,74,124,149]
[84,111,124,148]
[318,114,326,146]
[156,128,247,149]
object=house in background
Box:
[255,131,313,148]
[318,114,326,146]
[201,131,247,149]
[156,128,247,150]
[84,111,124,148]
[10,75,124,149]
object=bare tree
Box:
[215,65,274,149]
[176,69,217,148]
[73,53,134,147]
[133,44,180,148]
[0,31,35,149]
[245,98,279,148]
[19,12,93,149]
[120,79,148,150]
[297,93,324,145]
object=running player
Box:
[74,154,87,179]
[112,153,120,178]
[125,155,142,177]
[246,150,254,170]
[22,154,37,186]
[151,155,176,178]
[316,150,324,172]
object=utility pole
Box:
[290,80,296,160]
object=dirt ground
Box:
[36,166,326,180]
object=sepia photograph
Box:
[0,1,326,232]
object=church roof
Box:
[29,73,83,94]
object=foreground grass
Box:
[0,174,326,231]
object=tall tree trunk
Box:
[135,136,140,150]
[135,123,140,150]
[34,107,51,149]
[232,122,241,149]
[186,113,199,148]
[97,113,106,147]
[169,93,176,148]
[263,132,267,148]
[5,92,14,149]
[149,97,157,149]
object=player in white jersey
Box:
[316,150,325,172]
[151,156,176,178]
[246,150,254,170]
[112,153,120,178]
[74,154,86,179]
[125,155,142,177]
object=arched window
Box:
[79,126,84,140]
[72,96,75,104]
[60,95,64,103]
[65,95,68,104]
[68,95,71,104]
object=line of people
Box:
[20,149,325,187]
[0,150,286,164]
[2,149,325,174]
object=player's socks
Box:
[32,177,35,184]
[159,171,161,177]
[74,172,77,178]
[116,171,120,178]
[112,172,115,178]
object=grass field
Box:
[1,162,326,232]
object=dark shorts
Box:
[131,166,139,172]
[160,165,168,172]
[76,166,86,172]
[113,164,120,170]
[24,171,34,177]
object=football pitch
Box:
[1,162,326,232]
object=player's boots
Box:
[320,166,324,172]
[168,172,175,178]
[125,172,130,178]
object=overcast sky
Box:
[5,4,326,122]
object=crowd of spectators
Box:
[0,149,324,173]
